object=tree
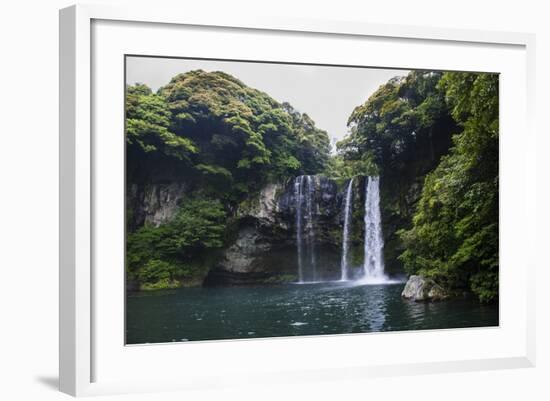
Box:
[126,71,332,207]
[341,71,454,182]
[399,72,499,302]
[126,84,198,160]
[333,70,499,301]
[332,71,457,275]
[126,71,332,288]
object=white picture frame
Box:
[59,4,536,397]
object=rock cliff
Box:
[205,176,343,285]
[127,182,187,230]
[128,175,406,287]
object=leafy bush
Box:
[127,198,226,287]
[136,259,176,283]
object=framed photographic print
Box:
[59,4,536,396]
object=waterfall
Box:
[294,175,317,282]
[363,176,385,280]
[340,178,354,281]
[306,176,317,281]
[294,176,305,283]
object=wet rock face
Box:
[277,176,340,218]
[218,225,270,273]
[237,183,284,224]
[209,175,344,285]
[278,176,343,247]
[127,183,187,229]
[128,174,406,286]
[401,275,448,302]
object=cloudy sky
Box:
[126,56,408,147]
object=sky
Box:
[126,56,409,147]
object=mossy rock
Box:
[140,278,181,291]
[401,275,449,302]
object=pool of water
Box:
[126,281,498,344]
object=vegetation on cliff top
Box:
[399,73,499,302]
[327,71,457,277]
[126,70,331,288]
[126,68,499,302]
[332,70,498,302]
[127,70,330,204]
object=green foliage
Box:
[339,72,454,187]
[125,69,499,301]
[398,72,499,303]
[155,71,330,193]
[333,71,457,276]
[126,71,332,288]
[127,199,226,287]
[127,71,331,207]
[323,154,378,181]
[140,278,180,291]
[136,259,178,284]
[195,163,234,191]
[336,70,499,302]
[126,84,198,160]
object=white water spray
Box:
[363,176,386,281]
[294,175,317,282]
[340,178,354,281]
[294,176,305,283]
[306,176,317,281]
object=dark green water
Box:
[126,281,498,344]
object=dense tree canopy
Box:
[126,68,499,301]
[337,71,455,202]
[329,71,457,276]
[399,72,499,302]
[126,84,198,161]
[334,70,499,302]
[126,70,331,288]
[127,70,330,204]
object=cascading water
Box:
[294,176,305,283]
[294,175,317,283]
[306,176,317,281]
[294,175,387,284]
[363,176,386,281]
[340,178,354,281]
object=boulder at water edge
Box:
[401,275,448,302]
